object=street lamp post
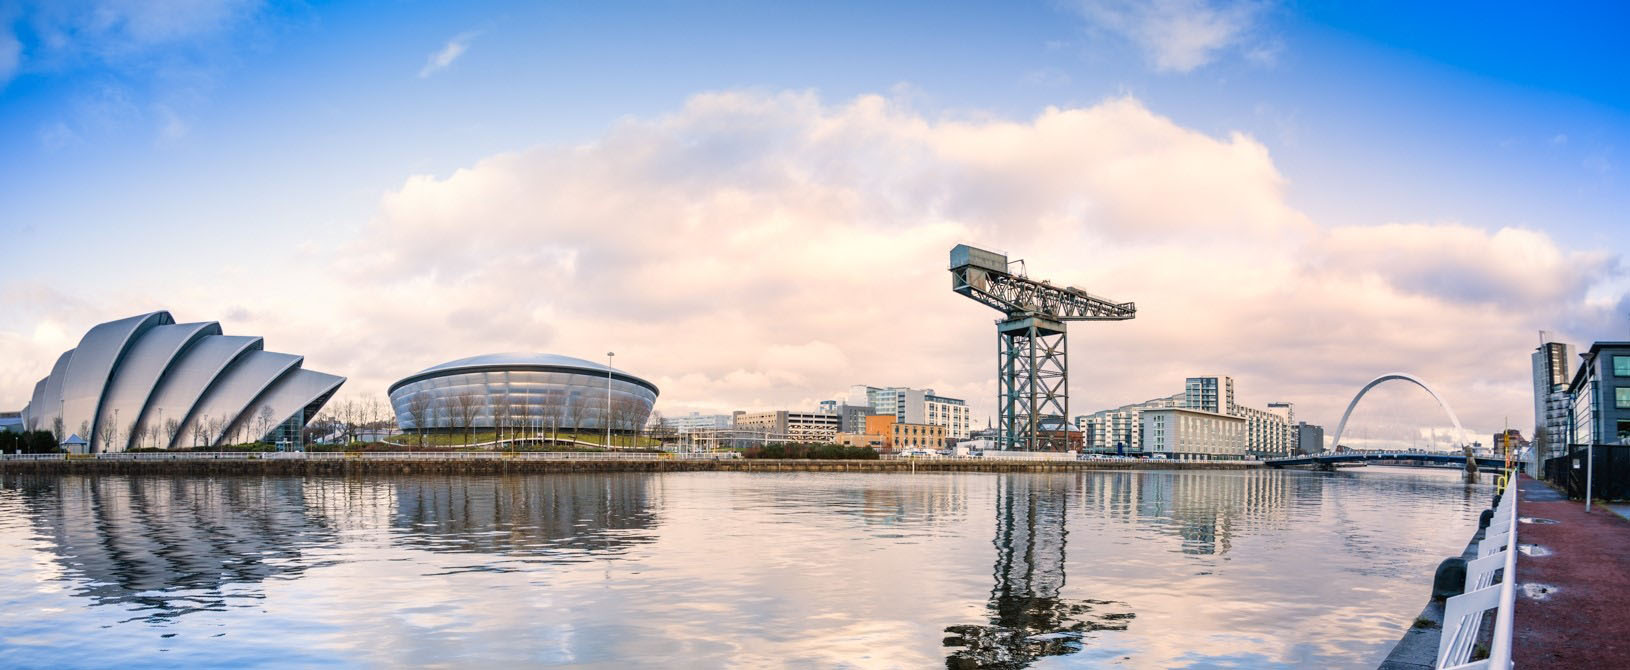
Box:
[606,352,615,449]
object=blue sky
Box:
[2,1,1627,441]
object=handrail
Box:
[1436,469,1517,670]
[0,451,744,461]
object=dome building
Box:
[20,311,346,452]
[387,353,659,436]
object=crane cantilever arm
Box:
[951,265,1135,321]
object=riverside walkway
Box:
[1512,474,1630,668]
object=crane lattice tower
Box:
[949,244,1136,451]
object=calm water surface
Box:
[0,468,1488,669]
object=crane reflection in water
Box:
[943,475,1133,669]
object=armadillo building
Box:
[388,353,659,434]
[20,311,345,452]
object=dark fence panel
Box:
[1543,445,1630,501]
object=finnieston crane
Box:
[949,244,1136,451]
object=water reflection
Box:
[389,474,659,557]
[0,469,1487,669]
[944,475,1134,669]
[2,473,660,621]
[5,475,337,621]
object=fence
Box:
[0,451,742,462]
[1542,444,1630,501]
[1436,469,1517,670]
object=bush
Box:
[0,430,63,454]
[741,443,879,460]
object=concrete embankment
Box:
[0,457,1262,477]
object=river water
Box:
[0,468,1487,669]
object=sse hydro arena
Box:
[387,353,659,435]
[20,311,345,452]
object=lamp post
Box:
[606,352,615,449]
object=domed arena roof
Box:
[389,353,659,395]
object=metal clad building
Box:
[20,311,345,451]
[387,353,659,433]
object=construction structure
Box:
[949,244,1135,451]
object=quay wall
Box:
[0,457,1263,477]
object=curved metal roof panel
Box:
[138,335,263,447]
[173,350,300,448]
[389,352,658,395]
[35,349,75,432]
[101,322,223,452]
[59,311,173,451]
[223,368,345,442]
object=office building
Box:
[843,384,969,439]
[1532,340,1576,459]
[0,412,21,433]
[1142,407,1247,460]
[1075,376,1295,458]
[1566,342,1630,446]
[734,410,840,443]
[664,412,734,434]
[1295,422,1325,455]
[1075,393,1184,452]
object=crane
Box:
[950,244,1135,451]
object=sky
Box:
[2,0,1627,447]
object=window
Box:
[1619,420,1630,443]
[1619,387,1630,409]
[1616,356,1630,377]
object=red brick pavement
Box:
[1512,474,1630,669]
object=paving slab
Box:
[1512,474,1630,669]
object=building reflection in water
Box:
[5,473,661,621]
[943,475,1133,669]
[7,475,340,621]
[388,473,660,557]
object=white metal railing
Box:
[1437,470,1517,670]
[0,451,743,462]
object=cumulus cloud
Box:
[419,31,476,78]
[2,90,1623,440]
[1071,0,1269,72]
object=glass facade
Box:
[1617,387,1630,409]
[389,366,658,432]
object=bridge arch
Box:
[1328,373,1466,454]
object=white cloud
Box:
[1071,0,1269,72]
[419,32,477,78]
[0,29,19,85]
[3,90,1622,441]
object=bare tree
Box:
[543,391,566,445]
[255,405,276,445]
[565,393,588,445]
[492,391,512,449]
[162,418,180,450]
[50,417,64,445]
[406,392,432,449]
[451,391,483,447]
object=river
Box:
[0,468,1487,669]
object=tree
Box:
[565,393,588,445]
[406,392,433,449]
[451,391,483,447]
[163,418,181,450]
[257,405,277,444]
[50,417,64,445]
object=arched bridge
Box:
[1264,450,1506,469]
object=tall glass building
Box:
[387,353,659,433]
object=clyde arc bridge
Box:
[950,244,1135,451]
